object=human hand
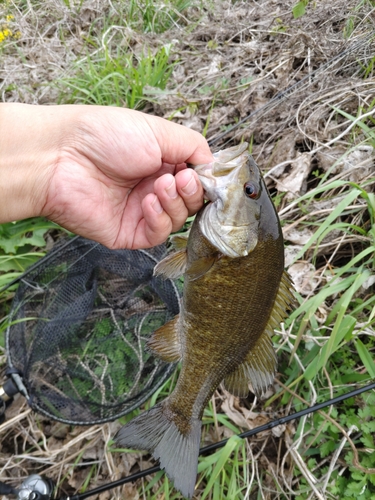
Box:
[0,104,213,249]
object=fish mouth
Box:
[193,142,260,257]
[212,142,248,164]
[194,143,248,178]
[194,143,249,202]
[193,163,213,181]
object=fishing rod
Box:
[1,381,374,499]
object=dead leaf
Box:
[317,145,374,183]
[362,274,375,290]
[284,245,303,268]
[283,226,314,245]
[221,397,252,429]
[82,443,102,460]
[207,55,222,75]
[120,483,140,500]
[271,423,286,438]
[275,153,312,200]
[270,132,298,166]
[99,491,112,500]
[288,262,319,295]
[47,422,70,439]
[315,305,328,324]
[173,108,203,132]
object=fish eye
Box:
[244,182,258,199]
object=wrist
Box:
[0,103,77,223]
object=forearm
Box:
[0,103,74,223]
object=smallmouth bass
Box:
[116,142,296,498]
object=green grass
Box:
[124,0,193,33]
[269,133,375,498]
[57,43,176,109]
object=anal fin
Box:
[223,332,277,398]
[147,315,181,362]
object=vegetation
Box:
[0,0,374,499]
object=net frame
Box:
[5,237,179,425]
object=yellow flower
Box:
[0,28,13,43]
[0,13,21,44]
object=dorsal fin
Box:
[223,332,277,397]
[265,271,297,335]
[223,271,296,397]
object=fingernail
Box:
[166,179,177,199]
[151,195,163,214]
[181,176,197,196]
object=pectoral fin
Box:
[153,250,188,279]
[170,233,189,250]
[186,256,217,280]
[147,315,181,362]
[223,332,277,398]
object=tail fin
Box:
[116,402,201,499]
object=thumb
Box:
[145,113,214,166]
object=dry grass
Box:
[1,0,375,498]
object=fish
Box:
[116,142,296,498]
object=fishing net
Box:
[4,237,179,425]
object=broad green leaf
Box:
[0,228,47,254]
[292,1,307,18]
[0,218,59,253]
[0,253,44,273]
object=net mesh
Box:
[5,237,180,425]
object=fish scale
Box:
[116,142,296,499]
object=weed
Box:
[0,12,21,44]
[124,0,192,34]
[58,43,175,109]
[0,218,61,293]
